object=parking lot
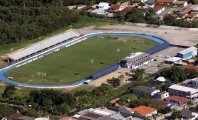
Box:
[139,46,185,74]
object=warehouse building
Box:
[169,84,198,99]
[176,47,197,60]
[120,52,153,69]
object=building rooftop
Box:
[182,7,193,14]
[165,96,190,104]
[110,4,121,10]
[178,47,197,55]
[180,108,194,119]
[165,57,182,62]
[109,113,125,119]
[133,86,157,94]
[153,6,164,12]
[132,105,157,116]
[173,1,187,4]
[156,0,174,3]
[150,99,169,107]
[121,6,133,13]
[169,84,198,93]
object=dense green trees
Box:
[0,1,80,45]
[125,8,145,23]
[131,69,145,81]
[157,66,187,83]
[163,15,189,27]
[107,77,121,87]
[2,85,16,99]
[0,104,15,119]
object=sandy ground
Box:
[77,24,198,46]
[89,68,131,87]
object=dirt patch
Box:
[88,68,131,87]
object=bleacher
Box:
[7,30,80,61]
[145,42,170,55]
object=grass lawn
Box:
[5,36,158,85]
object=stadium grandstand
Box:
[6,30,80,62]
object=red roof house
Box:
[182,7,192,14]
[109,4,121,12]
[165,96,190,105]
[121,6,133,14]
[153,5,165,14]
[132,105,157,117]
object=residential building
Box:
[184,78,198,88]
[109,4,121,13]
[153,5,165,14]
[150,99,170,107]
[152,91,169,100]
[164,95,190,106]
[180,108,198,120]
[169,84,198,98]
[120,6,133,15]
[97,2,110,10]
[120,52,153,69]
[156,0,176,4]
[88,2,110,15]
[145,0,156,7]
[173,1,188,7]
[132,105,157,118]
[72,108,132,120]
[176,47,197,60]
[133,86,160,97]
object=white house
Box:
[97,2,110,10]
[169,84,198,98]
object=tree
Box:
[184,69,198,79]
[170,66,186,83]
[0,104,15,119]
[171,111,181,119]
[131,69,145,81]
[2,85,16,98]
[93,83,113,96]
[22,108,38,117]
[161,81,172,91]
[107,77,121,87]
[125,8,145,23]
[163,15,177,26]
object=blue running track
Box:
[0,32,168,88]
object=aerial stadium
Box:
[0,30,170,88]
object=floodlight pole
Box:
[91,59,94,74]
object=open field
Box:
[5,36,158,85]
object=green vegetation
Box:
[6,36,158,85]
[107,77,121,88]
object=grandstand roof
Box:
[7,30,80,61]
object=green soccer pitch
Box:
[5,36,158,85]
